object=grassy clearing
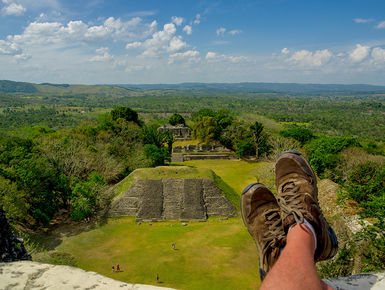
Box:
[173,139,201,146]
[49,217,260,290]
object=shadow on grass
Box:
[31,215,109,251]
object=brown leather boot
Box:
[275,150,338,262]
[241,183,286,280]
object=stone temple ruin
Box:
[157,124,191,140]
[108,178,236,221]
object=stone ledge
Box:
[0,261,175,290]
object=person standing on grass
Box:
[112,265,115,272]
[116,264,120,272]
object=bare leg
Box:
[260,224,333,290]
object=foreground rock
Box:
[324,272,385,290]
[0,261,175,290]
[0,208,31,262]
[109,177,236,221]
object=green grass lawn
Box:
[51,217,260,290]
[35,159,276,289]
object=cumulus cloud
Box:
[183,25,192,35]
[0,16,158,61]
[169,50,200,64]
[194,13,201,25]
[281,47,290,55]
[354,18,374,23]
[375,21,385,29]
[216,27,226,36]
[205,51,217,60]
[89,47,112,62]
[228,29,242,35]
[168,36,186,52]
[140,22,188,56]
[1,1,26,16]
[285,49,333,67]
[371,47,385,62]
[171,16,184,26]
[0,39,21,55]
[349,44,370,62]
[205,51,248,63]
[125,41,142,49]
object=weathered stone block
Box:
[137,179,164,220]
[181,179,207,220]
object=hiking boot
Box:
[275,150,338,262]
[241,183,286,280]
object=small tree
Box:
[250,121,264,158]
[192,116,218,143]
[163,130,175,156]
[168,113,185,126]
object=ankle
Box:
[287,223,316,255]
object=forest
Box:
[0,80,384,275]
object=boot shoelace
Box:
[261,208,286,267]
[277,182,315,225]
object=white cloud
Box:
[0,16,158,60]
[287,49,332,67]
[183,25,192,35]
[349,44,370,62]
[205,51,217,60]
[2,2,26,16]
[169,50,200,64]
[375,21,385,29]
[125,41,142,49]
[281,47,290,55]
[14,53,31,61]
[168,36,187,52]
[194,14,201,25]
[171,50,199,58]
[372,47,385,62]
[205,51,248,63]
[228,29,242,35]
[171,16,184,26]
[139,22,190,57]
[354,18,374,23]
[0,39,21,55]
[89,47,112,62]
[216,27,226,36]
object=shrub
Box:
[280,127,315,145]
[305,136,360,176]
[235,139,255,158]
[144,144,170,167]
[168,113,185,126]
[110,106,139,124]
[71,173,106,220]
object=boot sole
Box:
[241,182,268,281]
[277,150,339,260]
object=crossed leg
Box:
[260,224,333,290]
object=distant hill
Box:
[2,79,385,95]
[118,82,385,95]
[0,80,38,93]
[0,80,135,97]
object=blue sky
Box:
[1,0,385,84]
